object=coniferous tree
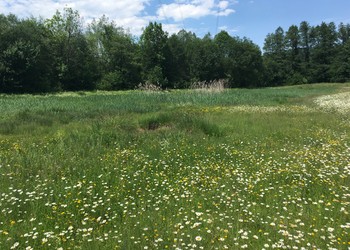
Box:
[310,22,338,82]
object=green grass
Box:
[0,83,349,249]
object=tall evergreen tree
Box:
[299,21,311,63]
[286,25,300,62]
[338,23,350,44]
[310,22,338,82]
[285,25,306,84]
[297,21,312,82]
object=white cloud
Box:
[217,8,235,16]
[114,16,150,35]
[73,0,148,20]
[218,1,229,10]
[1,0,149,19]
[1,0,151,35]
[162,23,184,35]
[156,0,236,21]
[0,0,236,36]
[157,3,211,21]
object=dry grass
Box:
[136,81,162,92]
[190,79,228,92]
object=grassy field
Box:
[0,83,349,249]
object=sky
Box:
[1,0,350,49]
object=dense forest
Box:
[0,8,349,93]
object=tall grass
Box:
[0,83,345,118]
[0,83,349,249]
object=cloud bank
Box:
[0,0,237,35]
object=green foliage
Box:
[97,71,121,90]
[164,33,189,88]
[140,22,168,87]
[146,66,168,86]
[187,33,220,82]
[263,27,289,85]
[1,9,350,93]
[263,21,350,85]
[87,17,141,89]
[286,72,308,85]
[45,8,98,91]
[0,16,56,92]
[330,40,350,82]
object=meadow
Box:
[0,83,349,249]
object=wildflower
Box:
[192,222,201,228]
[195,236,202,241]
[195,212,203,217]
[10,242,19,249]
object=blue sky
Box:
[1,0,350,49]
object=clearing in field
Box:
[0,83,349,249]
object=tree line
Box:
[264,21,350,85]
[0,8,349,93]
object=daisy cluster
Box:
[0,123,349,249]
[314,91,350,115]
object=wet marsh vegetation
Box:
[0,83,349,249]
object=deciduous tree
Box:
[140,22,168,86]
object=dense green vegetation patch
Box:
[1,9,349,93]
